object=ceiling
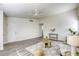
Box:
[0,3,78,19]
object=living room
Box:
[0,3,79,56]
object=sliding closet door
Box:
[15,18,41,41]
[15,19,34,41]
[0,11,3,50]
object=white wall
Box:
[0,11,3,50]
[4,17,41,44]
[76,8,79,33]
[39,9,78,41]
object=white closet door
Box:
[15,19,30,40]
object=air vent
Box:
[29,20,33,22]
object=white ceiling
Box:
[0,3,78,19]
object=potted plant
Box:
[68,28,77,35]
[76,52,79,56]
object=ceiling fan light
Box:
[35,13,38,16]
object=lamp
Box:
[67,36,79,56]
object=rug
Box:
[26,41,71,56]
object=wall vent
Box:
[29,20,33,22]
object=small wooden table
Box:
[49,33,58,41]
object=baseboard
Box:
[4,36,42,45]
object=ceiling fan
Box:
[29,9,40,22]
[32,9,41,17]
[31,8,44,18]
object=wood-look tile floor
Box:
[0,37,42,56]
